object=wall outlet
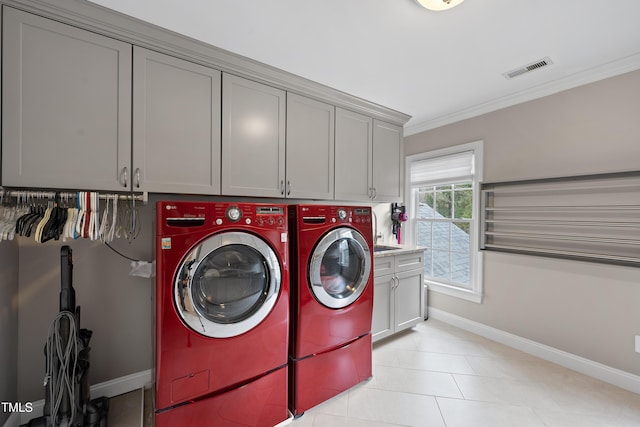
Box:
[636,336,640,353]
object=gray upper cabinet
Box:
[334,108,373,202]
[221,74,286,198]
[133,47,222,194]
[2,7,132,191]
[372,120,403,201]
[2,5,408,199]
[335,108,404,202]
[286,93,335,200]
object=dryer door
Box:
[174,231,281,338]
[308,227,372,309]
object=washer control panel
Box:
[161,202,286,230]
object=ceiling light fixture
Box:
[415,0,465,11]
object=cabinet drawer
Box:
[373,256,395,277]
[394,251,425,273]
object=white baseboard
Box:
[18,369,152,426]
[429,308,640,395]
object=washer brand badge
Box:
[281,232,288,243]
[161,237,172,250]
[165,205,177,210]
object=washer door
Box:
[308,227,372,309]
[174,231,281,338]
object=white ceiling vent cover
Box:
[503,57,553,79]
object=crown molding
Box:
[404,52,640,136]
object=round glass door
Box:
[308,227,372,309]
[174,232,281,338]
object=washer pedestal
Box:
[289,333,372,417]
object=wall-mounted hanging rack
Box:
[480,171,640,267]
[0,188,148,243]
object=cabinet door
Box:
[133,47,221,194]
[394,269,424,333]
[372,120,403,201]
[372,274,394,342]
[286,93,335,199]
[221,74,286,197]
[334,108,373,202]
[2,7,132,191]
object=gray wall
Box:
[0,239,19,425]
[404,69,640,376]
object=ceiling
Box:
[88,0,640,135]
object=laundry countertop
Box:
[372,244,425,257]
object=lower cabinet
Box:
[372,251,425,343]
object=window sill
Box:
[426,280,482,304]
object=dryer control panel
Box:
[296,205,372,226]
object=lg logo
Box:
[1,401,33,413]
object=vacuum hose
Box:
[44,310,79,425]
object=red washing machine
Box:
[289,205,374,416]
[155,201,290,427]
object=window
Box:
[406,141,483,303]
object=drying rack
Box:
[480,170,640,267]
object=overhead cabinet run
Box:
[2,5,406,201]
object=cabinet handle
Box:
[287,180,291,196]
[393,275,399,290]
[372,187,377,200]
[368,187,373,199]
[280,180,285,195]
[120,167,128,188]
[134,168,141,188]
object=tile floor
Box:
[108,319,640,426]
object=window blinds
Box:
[480,171,640,266]
[410,150,474,187]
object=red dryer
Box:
[155,201,290,427]
[289,205,374,416]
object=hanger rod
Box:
[0,188,148,203]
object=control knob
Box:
[226,206,242,222]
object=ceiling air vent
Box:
[503,57,553,79]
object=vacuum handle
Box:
[60,245,76,312]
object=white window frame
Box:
[405,141,484,303]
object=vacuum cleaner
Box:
[391,203,408,244]
[28,246,108,427]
